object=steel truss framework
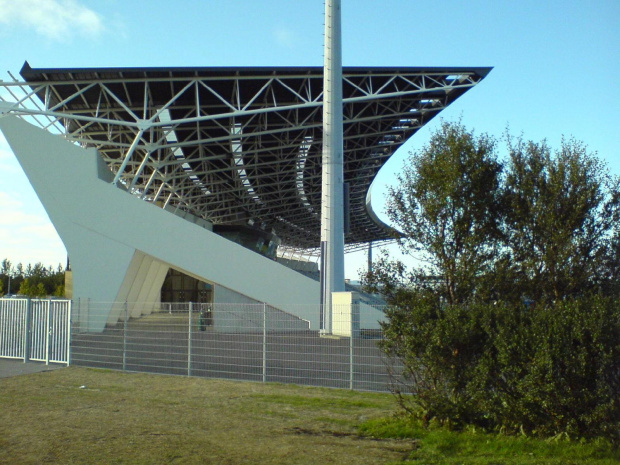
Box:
[0,63,490,255]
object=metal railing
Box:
[0,298,72,365]
[0,298,394,391]
[70,301,392,392]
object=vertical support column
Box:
[123,301,128,371]
[320,0,345,334]
[368,241,373,274]
[188,302,193,377]
[262,303,267,383]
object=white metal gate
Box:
[0,298,72,365]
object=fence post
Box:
[188,302,193,376]
[46,299,52,365]
[123,301,128,371]
[23,298,32,363]
[349,302,358,390]
[66,300,72,366]
[349,316,354,390]
[262,303,267,383]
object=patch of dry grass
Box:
[0,368,409,464]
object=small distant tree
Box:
[53,284,65,297]
[18,278,47,298]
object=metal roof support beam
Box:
[112,127,145,186]
[1,64,490,251]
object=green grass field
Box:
[0,367,617,464]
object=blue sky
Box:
[0,0,618,278]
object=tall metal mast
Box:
[320,0,345,333]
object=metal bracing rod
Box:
[198,80,240,112]
[127,124,157,191]
[234,79,241,110]
[149,79,196,124]
[142,82,150,120]
[49,83,98,111]
[6,94,414,130]
[0,71,480,95]
[194,81,201,120]
[1,78,478,133]
[112,128,146,185]
[139,167,160,199]
[5,106,140,128]
[147,85,470,127]
[140,109,413,155]
[151,180,167,203]
[100,84,141,122]
[273,77,314,104]
[128,148,153,191]
[44,85,51,110]
[162,191,174,209]
[241,79,275,111]
[7,83,47,109]
[1,83,62,131]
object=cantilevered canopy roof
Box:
[12,62,491,253]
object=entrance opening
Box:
[160,269,213,303]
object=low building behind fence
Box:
[1,299,396,392]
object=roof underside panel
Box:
[18,63,491,251]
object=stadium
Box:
[0,63,490,334]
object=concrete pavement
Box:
[0,359,66,379]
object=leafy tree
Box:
[364,122,620,440]
[369,120,503,305]
[1,259,66,297]
[1,259,11,276]
[503,136,620,301]
[602,231,620,297]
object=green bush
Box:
[381,293,489,428]
[515,296,619,440]
[383,295,620,442]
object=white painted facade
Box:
[0,116,324,330]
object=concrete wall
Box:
[213,285,310,332]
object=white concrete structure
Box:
[0,116,320,331]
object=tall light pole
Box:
[320,0,345,333]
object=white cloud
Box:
[0,0,104,41]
